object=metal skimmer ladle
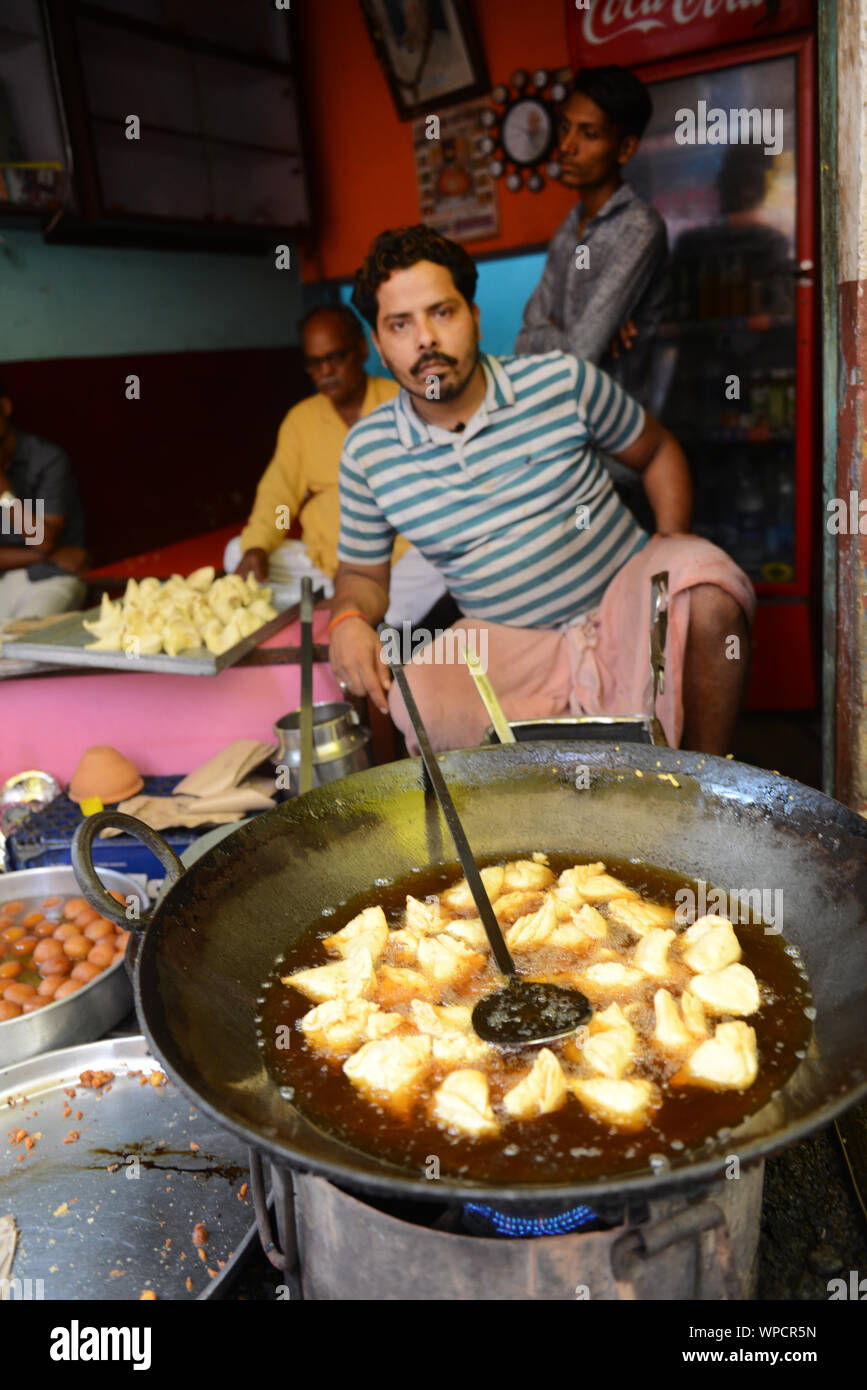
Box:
[388,648,591,1048]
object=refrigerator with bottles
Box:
[567,2,817,709]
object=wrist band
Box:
[327,609,369,637]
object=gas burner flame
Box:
[461,1202,599,1238]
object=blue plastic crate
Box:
[7,776,203,877]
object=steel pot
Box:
[273,700,370,796]
[0,866,148,1066]
[71,742,867,1207]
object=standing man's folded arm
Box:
[514,274,565,355]
[560,220,667,364]
[516,214,667,363]
[514,217,576,354]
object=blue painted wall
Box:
[338,250,546,372]
[0,226,308,361]
[0,223,544,367]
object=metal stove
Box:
[247,1155,764,1301]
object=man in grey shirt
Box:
[0,379,87,622]
[515,66,668,409]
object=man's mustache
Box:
[412,353,457,374]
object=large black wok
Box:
[72,742,867,1205]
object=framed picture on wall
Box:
[412,100,499,241]
[359,0,489,121]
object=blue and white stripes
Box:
[337,351,649,628]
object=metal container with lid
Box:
[272,700,370,796]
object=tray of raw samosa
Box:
[4,567,299,675]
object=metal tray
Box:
[0,1036,257,1300]
[2,601,300,676]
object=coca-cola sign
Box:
[565,0,815,69]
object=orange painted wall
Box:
[296,0,575,282]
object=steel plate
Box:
[0,1036,256,1300]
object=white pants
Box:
[223,537,447,627]
[0,569,86,623]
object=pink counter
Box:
[2,608,341,785]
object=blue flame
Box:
[462,1202,599,1237]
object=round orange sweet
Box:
[70,961,101,983]
[3,982,36,1004]
[84,918,114,941]
[62,935,91,960]
[54,978,82,999]
[87,942,115,969]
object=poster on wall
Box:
[360,0,489,120]
[412,100,500,242]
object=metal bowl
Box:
[0,866,148,1067]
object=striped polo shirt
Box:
[337,351,649,628]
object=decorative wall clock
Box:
[480,67,574,192]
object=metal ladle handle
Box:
[649,571,670,747]
[388,654,516,979]
[299,577,314,796]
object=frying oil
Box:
[257,855,813,1184]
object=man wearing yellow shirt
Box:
[228,304,446,624]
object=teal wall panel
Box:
[0,227,305,361]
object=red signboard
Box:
[565,0,815,70]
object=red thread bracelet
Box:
[327,609,370,637]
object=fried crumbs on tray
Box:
[281,858,763,1140]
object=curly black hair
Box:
[351,225,478,330]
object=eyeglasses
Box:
[303,348,353,372]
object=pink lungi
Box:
[388,536,755,753]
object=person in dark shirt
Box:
[515,65,669,403]
[515,68,670,532]
[0,379,87,621]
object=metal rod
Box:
[299,578,314,796]
[388,657,515,978]
[237,644,330,666]
[248,1148,285,1270]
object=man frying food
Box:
[328,226,754,756]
